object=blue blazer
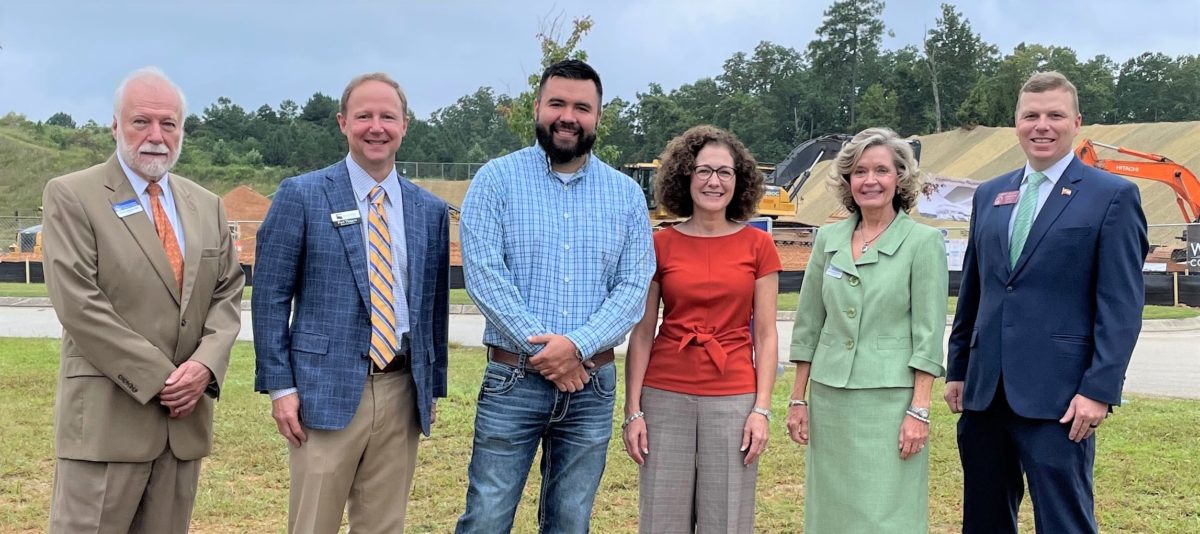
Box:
[948,157,1148,419]
[252,161,450,435]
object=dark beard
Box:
[535,121,597,165]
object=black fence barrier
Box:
[779,270,1198,307]
[6,262,1198,307]
[0,261,44,283]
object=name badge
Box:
[825,265,844,279]
[112,199,144,218]
[331,210,362,227]
[994,191,1020,206]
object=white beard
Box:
[116,130,182,180]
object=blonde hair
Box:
[828,127,922,213]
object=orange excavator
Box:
[1075,139,1199,263]
[1075,139,1200,224]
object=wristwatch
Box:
[752,407,771,422]
[908,406,930,419]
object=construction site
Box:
[4,121,1198,290]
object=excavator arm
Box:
[1076,139,1200,223]
[769,134,922,201]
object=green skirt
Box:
[805,381,929,534]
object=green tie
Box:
[1010,171,1047,268]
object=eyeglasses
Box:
[693,166,736,182]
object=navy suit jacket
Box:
[252,161,449,435]
[947,157,1148,419]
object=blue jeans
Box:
[455,359,617,534]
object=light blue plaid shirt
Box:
[461,145,655,358]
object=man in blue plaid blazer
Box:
[252,73,449,533]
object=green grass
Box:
[5,284,1196,321]
[1,338,1198,532]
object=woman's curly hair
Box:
[655,125,764,221]
[828,127,922,213]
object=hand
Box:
[741,411,769,465]
[271,393,308,448]
[159,361,212,418]
[898,412,929,460]
[785,405,809,445]
[1059,394,1108,442]
[622,417,649,465]
[528,334,592,392]
[944,381,965,413]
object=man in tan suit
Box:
[41,67,244,533]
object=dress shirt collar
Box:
[345,154,402,205]
[116,152,172,196]
[1022,152,1073,187]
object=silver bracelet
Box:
[621,411,644,429]
[905,409,931,424]
[788,399,808,407]
[752,407,772,421]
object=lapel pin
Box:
[1061,187,1072,196]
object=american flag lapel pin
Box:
[1061,187,1072,196]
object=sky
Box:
[2,0,1198,125]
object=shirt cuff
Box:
[269,388,298,401]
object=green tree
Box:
[1115,52,1175,122]
[923,3,998,131]
[807,0,887,131]
[854,83,900,132]
[300,92,339,124]
[1075,55,1117,123]
[501,14,594,145]
[46,112,76,129]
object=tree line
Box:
[18,1,1200,180]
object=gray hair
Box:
[828,127,922,213]
[112,66,188,119]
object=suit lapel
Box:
[400,179,426,324]
[175,178,202,313]
[985,170,1023,277]
[103,157,181,305]
[324,163,371,310]
[854,210,916,266]
[822,216,859,277]
[1010,159,1081,279]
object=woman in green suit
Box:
[785,127,948,533]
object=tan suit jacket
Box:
[42,156,244,462]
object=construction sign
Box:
[1188,224,1200,270]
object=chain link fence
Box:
[396,161,485,181]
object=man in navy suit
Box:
[946,71,1148,533]
[253,72,449,533]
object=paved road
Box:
[3,307,1196,399]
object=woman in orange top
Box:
[622,125,781,533]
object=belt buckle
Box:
[368,361,386,376]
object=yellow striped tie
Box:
[367,186,398,368]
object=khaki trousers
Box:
[49,448,201,534]
[289,371,421,534]
[638,387,759,534]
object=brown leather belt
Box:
[369,350,412,375]
[488,347,615,373]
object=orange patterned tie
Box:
[146,181,184,290]
[367,186,398,368]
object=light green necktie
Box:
[1009,171,1047,268]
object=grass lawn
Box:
[1,338,1198,532]
[5,284,1196,320]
